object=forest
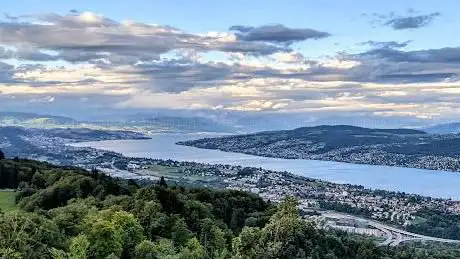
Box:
[0,155,460,259]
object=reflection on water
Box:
[73,133,460,200]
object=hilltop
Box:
[0,111,77,126]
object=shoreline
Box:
[177,141,460,174]
[71,138,460,200]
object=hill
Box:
[0,111,77,126]
[178,125,460,172]
[424,123,460,134]
[124,116,236,133]
[0,126,148,159]
[178,125,428,157]
[0,111,237,133]
[0,158,459,258]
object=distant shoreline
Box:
[71,135,460,200]
[177,140,460,174]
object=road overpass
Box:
[321,211,460,246]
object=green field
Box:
[147,164,179,173]
[143,164,218,182]
[411,216,428,225]
[0,190,17,212]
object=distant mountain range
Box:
[121,116,236,133]
[423,123,460,134]
[5,110,460,135]
[0,112,78,126]
[0,111,236,133]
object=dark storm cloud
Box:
[230,24,330,44]
[384,12,440,30]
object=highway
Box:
[321,211,460,246]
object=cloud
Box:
[0,12,299,65]
[271,52,305,63]
[367,10,441,30]
[1,11,460,125]
[358,46,460,63]
[3,60,460,123]
[230,24,330,45]
[223,99,290,111]
[0,61,15,83]
[384,12,440,30]
[342,43,460,84]
[35,12,119,28]
[29,95,55,103]
[362,40,411,49]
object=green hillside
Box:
[0,190,17,212]
[0,157,459,258]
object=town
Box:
[65,145,460,229]
[3,125,460,243]
[178,126,460,173]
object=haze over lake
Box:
[73,133,460,200]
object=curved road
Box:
[322,211,460,246]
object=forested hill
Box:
[177,125,460,172]
[178,125,429,155]
[0,157,459,258]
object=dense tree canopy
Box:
[0,158,459,258]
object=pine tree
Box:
[159,176,167,188]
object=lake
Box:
[73,133,460,200]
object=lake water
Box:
[73,133,460,200]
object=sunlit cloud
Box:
[0,10,459,125]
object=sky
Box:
[1,0,460,127]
